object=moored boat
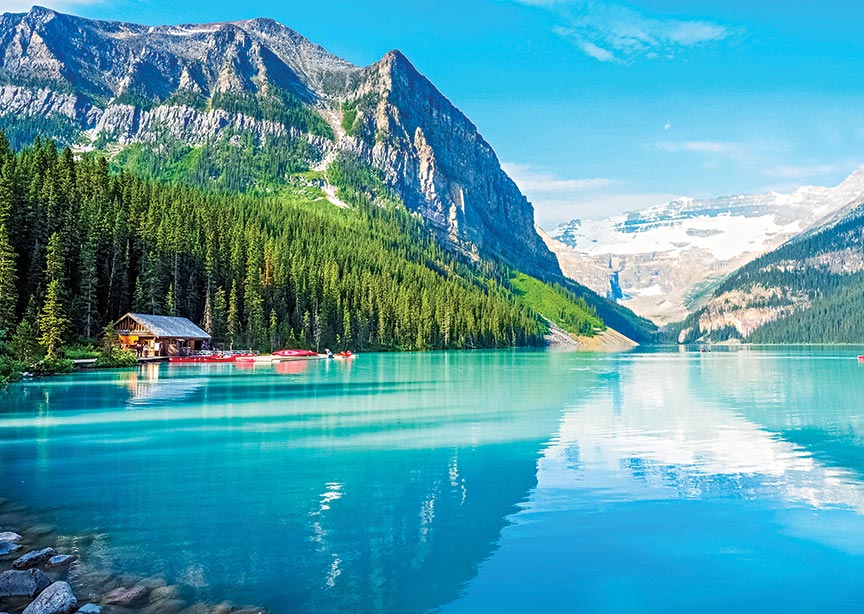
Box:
[169,354,236,364]
[169,351,256,364]
[237,351,324,364]
[273,349,320,358]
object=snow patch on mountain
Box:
[561,212,805,261]
[548,167,864,323]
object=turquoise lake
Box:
[2,348,864,612]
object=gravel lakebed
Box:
[0,498,267,614]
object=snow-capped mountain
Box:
[547,168,864,323]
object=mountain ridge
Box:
[0,6,561,279]
[546,167,864,324]
[674,191,864,343]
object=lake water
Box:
[2,348,864,612]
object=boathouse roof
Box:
[115,313,211,340]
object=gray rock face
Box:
[12,547,55,569]
[339,51,559,275]
[0,6,561,279]
[0,569,51,598]
[21,581,77,614]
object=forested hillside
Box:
[0,136,622,363]
[675,198,864,343]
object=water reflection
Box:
[5,349,864,613]
[447,349,864,612]
[0,351,595,613]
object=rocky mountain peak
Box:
[0,7,562,279]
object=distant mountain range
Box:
[676,190,864,344]
[546,169,864,326]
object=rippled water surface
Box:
[2,348,864,612]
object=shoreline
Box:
[0,498,267,614]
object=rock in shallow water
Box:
[139,598,185,614]
[12,547,56,569]
[0,531,22,542]
[22,581,77,614]
[0,542,22,555]
[45,554,77,568]
[76,605,102,614]
[0,569,51,598]
[103,584,149,607]
[148,584,182,601]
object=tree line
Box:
[0,136,558,361]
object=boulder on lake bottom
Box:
[12,547,56,569]
[21,581,77,614]
[104,584,149,607]
[45,554,77,568]
[0,568,51,598]
[0,542,22,556]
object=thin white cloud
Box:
[503,163,614,194]
[763,163,860,181]
[655,140,743,156]
[503,162,625,227]
[513,0,732,63]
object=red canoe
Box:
[169,354,236,364]
[273,349,319,358]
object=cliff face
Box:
[339,50,558,273]
[0,6,560,278]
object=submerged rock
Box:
[0,568,51,598]
[22,581,77,614]
[45,554,77,568]
[76,605,103,614]
[140,598,185,614]
[27,525,56,538]
[0,531,22,542]
[12,547,56,569]
[0,542,22,555]
[148,584,182,601]
[104,584,150,607]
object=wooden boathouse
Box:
[114,313,211,357]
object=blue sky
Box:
[5,0,864,226]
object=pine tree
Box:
[38,279,66,356]
[202,287,213,335]
[227,280,240,350]
[0,223,16,331]
[268,309,278,353]
[11,316,40,363]
[79,237,99,338]
[165,283,176,316]
[212,286,227,345]
[38,233,67,356]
